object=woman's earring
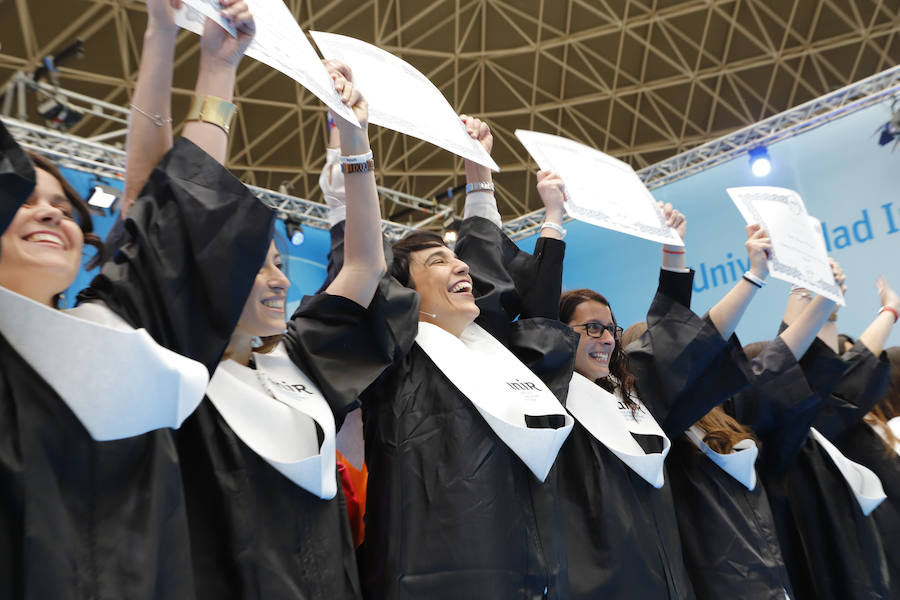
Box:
[250,336,263,349]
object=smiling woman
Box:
[0,152,102,306]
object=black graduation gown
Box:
[306,216,577,599]
[833,419,900,599]
[114,198,364,596]
[163,276,411,600]
[556,268,750,599]
[759,337,891,600]
[1,135,273,599]
[668,337,808,600]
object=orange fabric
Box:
[336,451,368,547]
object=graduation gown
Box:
[556,268,750,599]
[165,275,415,600]
[310,216,576,599]
[759,337,891,600]
[94,170,365,596]
[834,418,900,599]
[668,337,809,600]
[1,134,273,599]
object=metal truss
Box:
[502,64,900,241]
[2,116,418,239]
[2,0,898,221]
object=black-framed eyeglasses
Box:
[572,322,623,339]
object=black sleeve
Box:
[77,138,275,375]
[506,317,579,404]
[456,216,565,339]
[0,121,35,240]
[283,274,420,426]
[726,337,820,474]
[815,340,892,440]
[627,268,753,436]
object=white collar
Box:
[567,372,670,488]
[0,285,207,440]
[206,344,337,499]
[415,322,574,481]
[685,425,758,491]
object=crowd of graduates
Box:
[2,1,900,598]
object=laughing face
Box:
[408,245,479,337]
[233,241,291,339]
[568,300,617,381]
[0,168,84,305]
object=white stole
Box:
[206,343,337,499]
[810,427,886,516]
[566,372,670,488]
[0,286,208,440]
[685,425,759,491]
[415,322,573,482]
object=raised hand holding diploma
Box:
[514,129,683,246]
[175,0,359,125]
[727,186,845,305]
[310,32,499,171]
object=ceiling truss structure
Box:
[1,0,899,226]
[503,62,900,239]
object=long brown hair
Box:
[560,289,637,410]
[690,344,761,455]
[864,346,900,456]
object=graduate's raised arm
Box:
[180,0,254,163]
[322,63,386,308]
[777,262,844,360]
[857,276,899,357]
[122,0,180,217]
[123,0,254,218]
[659,201,687,271]
[706,224,771,340]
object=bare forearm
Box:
[858,310,896,357]
[780,295,838,360]
[708,278,759,340]
[123,25,177,216]
[181,57,237,164]
[326,127,386,306]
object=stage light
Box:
[876,99,900,150]
[285,217,304,246]
[748,147,771,177]
[442,216,462,246]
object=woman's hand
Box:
[200,0,256,69]
[536,170,566,218]
[745,224,772,280]
[459,114,493,155]
[659,201,686,241]
[876,275,899,312]
[146,0,182,32]
[323,60,370,155]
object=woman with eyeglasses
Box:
[549,192,783,599]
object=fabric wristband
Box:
[742,271,766,288]
[339,150,373,165]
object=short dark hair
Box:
[389,231,445,288]
[26,151,105,305]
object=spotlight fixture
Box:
[748,146,771,178]
[87,183,120,214]
[285,216,304,246]
[442,217,462,245]
[876,99,900,150]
